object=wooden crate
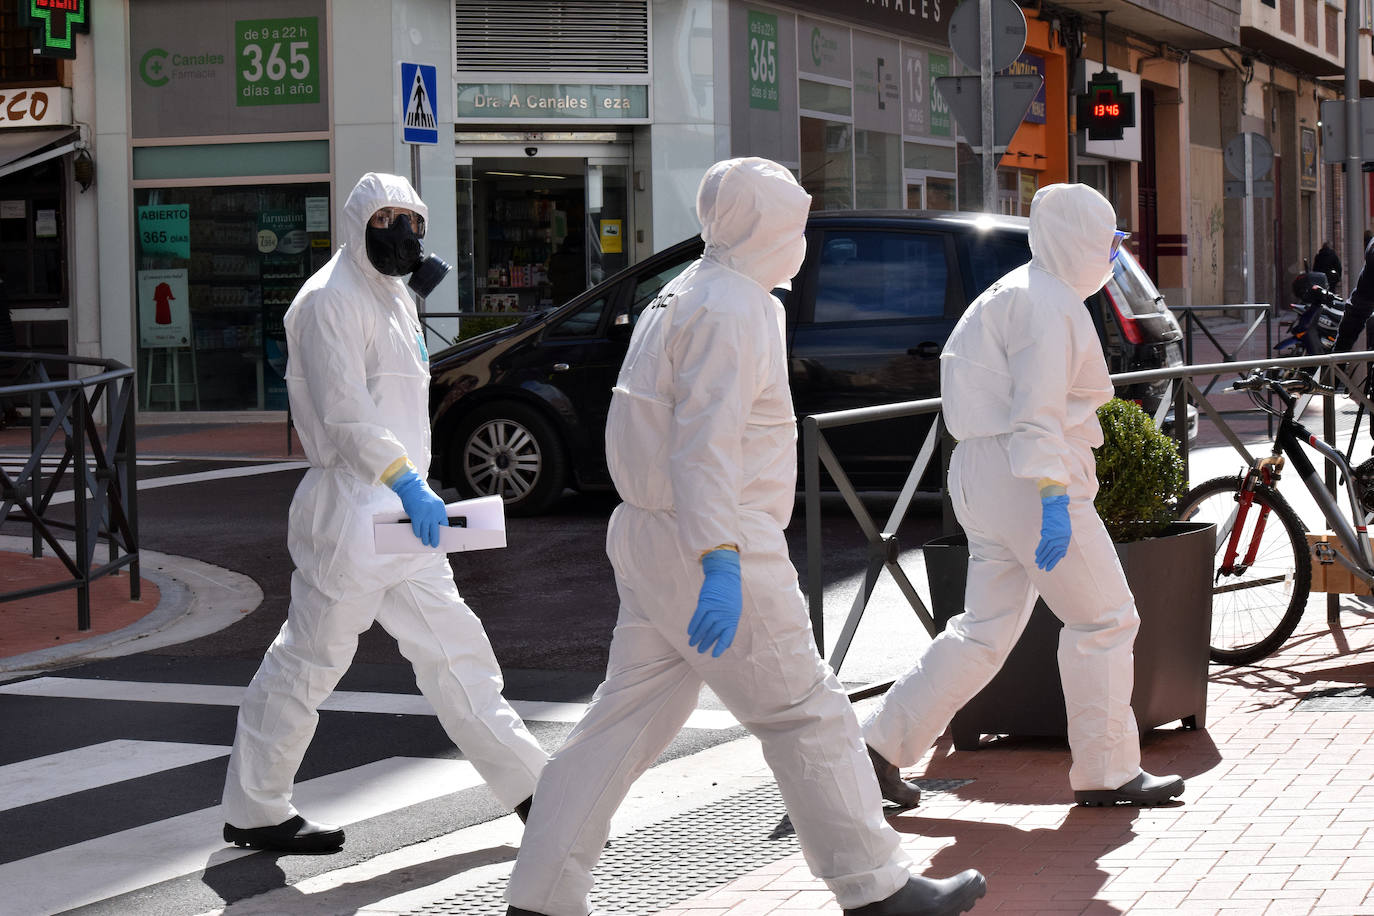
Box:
[1306,533,1374,595]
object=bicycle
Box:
[1175,367,1374,665]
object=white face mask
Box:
[775,234,807,291]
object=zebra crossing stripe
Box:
[0,756,484,916]
[0,676,741,730]
[0,739,229,813]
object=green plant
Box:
[1092,397,1186,542]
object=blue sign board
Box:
[400,62,438,145]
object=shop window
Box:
[0,10,59,84]
[926,178,956,211]
[801,118,853,210]
[800,80,852,117]
[855,130,901,209]
[134,182,331,411]
[0,158,64,306]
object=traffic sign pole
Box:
[980,0,995,212]
[1244,133,1254,305]
[1346,0,1365,292]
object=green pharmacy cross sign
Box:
[20,0,89,60]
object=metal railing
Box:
[0,352,140,630]
[802,349,1374,680]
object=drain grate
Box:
[1297,686,1374,710]
[411,777,973,915]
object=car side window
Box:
[629,260,692,321]
[961,233,1030,300]
[812,230,948,323]
[545,294,610,339]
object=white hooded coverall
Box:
[222,173,546,830]
[862,182,1142,794]
[506,158,912,916]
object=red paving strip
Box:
[657,610,1374,915]
[0,550,160,657]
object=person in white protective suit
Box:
[861,182,1185,810]
[220,172,547,852]
[504,158,987,916]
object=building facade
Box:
[17,0,1364,414]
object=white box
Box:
[372,495,507,554]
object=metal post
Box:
[73,389,90,631]
[979,0,995,212]
[409,144,428,320]
[1244,133,1255,305]
[803,418,824,651]
[1346,0,1364,281]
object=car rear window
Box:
[1108,251,1169,317]
[812,230,949,322]
[959,231,1030,300]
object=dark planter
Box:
[924,520,1214,751]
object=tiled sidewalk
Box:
[659,605,1374,915]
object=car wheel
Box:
[448,401,567,516]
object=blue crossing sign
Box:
[400,62,438,145]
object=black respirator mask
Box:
[364,212,453,298]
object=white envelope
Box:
[372,495,507,554]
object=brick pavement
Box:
[0,419,289,663]
[659,604,1374,915]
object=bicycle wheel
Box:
[1176,475,1310,665]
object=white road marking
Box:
[0,461,310,506]
[0,757,483,916]
[0,739,229,813]
[0,676,741,730]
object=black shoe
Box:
[1075,771,1185,807]
[868,745,921,808]
[514,796,533,823]
[507,909,546,916]
[844,871,987,915]
[222,815,344,852]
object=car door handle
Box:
[552,362,571,372]
[907,343,941,358]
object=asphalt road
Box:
[1,460,947,915]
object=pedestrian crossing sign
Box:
[400,62,438,145]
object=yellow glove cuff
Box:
[700,543,739,558]
[380,456,416,487]
[1037,478,1067,498]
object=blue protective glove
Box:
[389,468,449,548]
[1035,494,1072,572]
[688,549,742,658]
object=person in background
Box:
[505,157,987,916]
[862,183,1185,812]
[220,172,547,853]
[1313,240,1342,293]
[1333,234,1374,356]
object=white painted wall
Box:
[91,0,133,368]
[333,0,459,345]
[647,0,731,250]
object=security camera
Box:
[525,146,538,157]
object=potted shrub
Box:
[923,398,1214,750]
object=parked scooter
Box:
[1277,267,1346,357]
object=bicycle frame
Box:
[1251,384,1374,584]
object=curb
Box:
[0,536,263,682]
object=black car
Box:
[429,210,1188,515]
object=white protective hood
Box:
[341,172,429,292]
[1027,182,1118,300]
[939,181,1117,491]
[697,158,811,291]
